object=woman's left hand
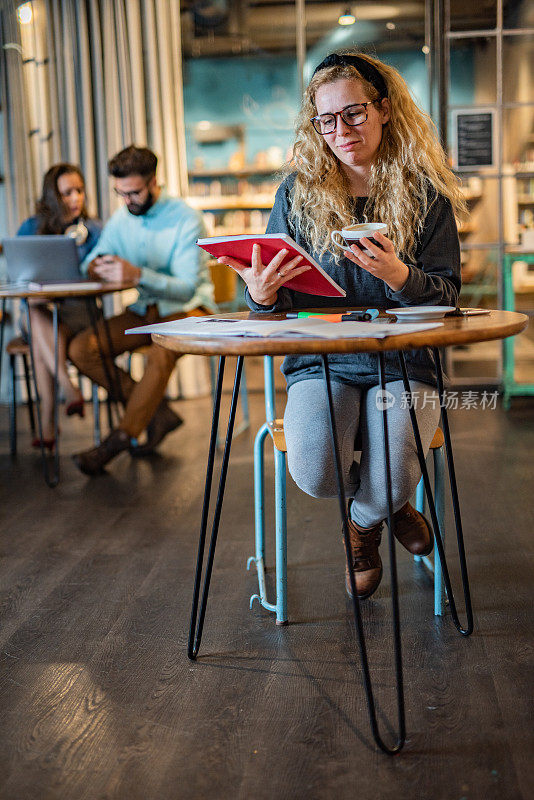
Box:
[344,230,409,292]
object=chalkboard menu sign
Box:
[453,110,495,169]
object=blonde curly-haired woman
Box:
[219,52,466,600]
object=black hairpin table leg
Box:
[188,355,244,660]
[321,353,405,755]
[22,299,60,487]
[397,351,473,636]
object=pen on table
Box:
[286,309,379,322]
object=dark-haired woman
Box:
[18,163,101,447]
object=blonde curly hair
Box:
[286,52,466,262]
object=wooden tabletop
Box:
[152,309,529,356]
[0,281,136,300]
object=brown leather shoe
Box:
[72,429,130,475]
[390,501,433,556]
[130,401,183,456]
[344,517,383,599]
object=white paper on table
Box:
[126,316,443,340]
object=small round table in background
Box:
[0,281,135,486]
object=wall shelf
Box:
[187,194,275,210]
[188,165,281,179]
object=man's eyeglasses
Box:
[113,181,150,201]
[311,102,374,135]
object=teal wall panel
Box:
[184,49,475,170]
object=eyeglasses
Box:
[311,102,374,135]
[113,180,150,201]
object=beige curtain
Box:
[0,0,36,231]
[1,0,189,229]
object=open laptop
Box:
[2,235,82,285]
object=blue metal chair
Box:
[248,356,288,624]
[248,355,446,625]
[415,430,446,616]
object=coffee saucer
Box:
[385,306,455,322]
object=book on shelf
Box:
[196,233,346,298]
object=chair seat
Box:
[430,427,444,449]
[6,336,30,356]
[267,419,286,452]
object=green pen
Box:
[285,312,331,318]
[286,309,379,321]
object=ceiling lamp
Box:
[338,8,356,26]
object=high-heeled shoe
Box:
[66,398,85,418]
[32,436,56,452]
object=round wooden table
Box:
[153,309,528,754]
[0,281,135,486]
[153,308,527,356]
[0,280,133,302]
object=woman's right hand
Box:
[217,243,310,306]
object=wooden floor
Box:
[1,362,533,800]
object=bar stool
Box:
[248,355,446,625]
[6,336,102,454]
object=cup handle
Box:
[330,230,345,249]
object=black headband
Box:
[312,53,388,99]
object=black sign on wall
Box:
[453,110,495,169]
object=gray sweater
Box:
[246,173,461,389]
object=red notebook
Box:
[196,233,346,298]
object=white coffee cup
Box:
[330,223,387,256]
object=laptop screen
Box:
[2,236,82,284]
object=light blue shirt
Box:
[80,191,216,317]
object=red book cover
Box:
[196,233,346,298]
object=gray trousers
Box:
[283,379,441,529]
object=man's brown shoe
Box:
[344,517,383,599]
[72,429,130,475]
[390,501,433,556]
